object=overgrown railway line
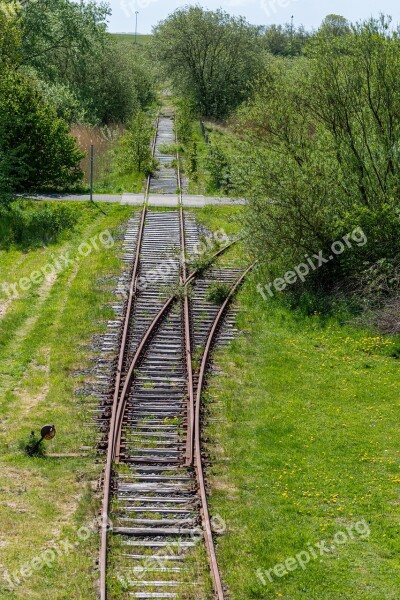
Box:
[96,112,253,599]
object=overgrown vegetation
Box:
[206,281,230,304]
[109,108,156,189]
[0,201,78,249]
[0,1,156,209]
[153,6,264,119]
[10,0,155,125]
[195,15,400,314]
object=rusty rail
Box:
[99,107,248,600]
[99,113,159,600]
[194,263,256,599]
[175,118,195,466]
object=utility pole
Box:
[290,15,294,57]
[90,144,94,203]
[135,11,139,44]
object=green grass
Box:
[205,280,400,599]
[193,205,248,268]
[194,205,243,240]
[111,33,153,46]
[93,168,144,194]
[0,202,135,599]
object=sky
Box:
[106,0,400,34]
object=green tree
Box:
[78,36,155,124]
[153,6,263,119]
[233,17,400,294]
[264,23,311,56]
[117,109,153,176]
[17,0,110,76]
[0,69,84,195]
[320,14,350,37]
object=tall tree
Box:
[0,69,84,194]
[153,6,263,119]
[264,23,311,56]
[232,17,400,291]
[320,14,350,37]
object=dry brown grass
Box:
[71,124,125,184]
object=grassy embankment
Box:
[0,202,134,599]
[202,271,400,599]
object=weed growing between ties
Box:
[206,281,230,304]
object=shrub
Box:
[206,281,231,304]
[0,69,84,195]
[206,143,231,192]
[234,18,400,300]
[0,202,78,248]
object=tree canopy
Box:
[230,17,400,294]
[0,0,155,125]
[320,14,350,37]
[153,6,263,119]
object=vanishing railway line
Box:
[96,111,254,599]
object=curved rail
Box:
[112,241,238,462]
[194,263,256,600]
[99,113,159,600]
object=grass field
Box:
[205,280,400,599]
[0,202,134,599]
[2,201,398,599]
[111,33,153,46]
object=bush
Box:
[206,143,231,192]
[0,202,78,248]
[175,97,197,146]
[116,109,154,177]
[206,281,231,303]
[0,69,84,194]
[234,18,400,300]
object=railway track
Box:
[97,111,253,599]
